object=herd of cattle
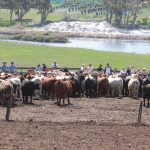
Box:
[0,70,150,121]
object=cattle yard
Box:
[0,97,150,149]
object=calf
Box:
[54,79,72,105]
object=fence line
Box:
[15,67,80,73]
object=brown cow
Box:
[0,80,14,121]
[54,79,72,105]
[97,76,109,97]
[42,77,57,100]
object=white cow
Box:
[128,78,140,98]
[108,76,123,98]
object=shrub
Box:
[142,17,149,26]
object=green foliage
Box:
[36,0,53,23]
[142,17,149,25]
[0,1,150,27]
[9,32,68,43]
[15,0,32,21]
[0,19,16,27]
[61,15,77,22]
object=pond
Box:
[0,38,150,54]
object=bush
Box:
[0,21,16,27]
[10,32,68,43]
[142,17,149,26]
[61,15,77,22]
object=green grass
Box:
[0,41,150,71]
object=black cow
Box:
[70,73,84,97]
[21,79,40,104]
[123,76,130,97]
[142,78,150,107]
[85,76,97,98]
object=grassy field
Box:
[0,41,150,71]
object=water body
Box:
[0,38,150,54]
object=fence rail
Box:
[13,67,81,73]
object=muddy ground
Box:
[0,97,150,150]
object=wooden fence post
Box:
[138,101,143,124]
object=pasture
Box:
[0,41,150,70]
[0,97,150,149]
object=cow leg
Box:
[118,90,122,99]
[30,96,32,104]
[112,89,115,97]
[25,96,28,103]
[56,97,59,105]
[63,97,65,105]
[23,96,27,104]
[22,96,25,103]
[135,90,138,99]
[18,86,23,101]
[52,90,55,101]
[42,89,45,98]
[86,89,88,98]
[0,94,2,105]
[143,98,146,106]
[129,90,131,97]
[57,98,61,105]
[6,96,13,121]
[68,96,70,105]
[148,98,149,107]
[59,98,61,105]
[78,89,81,98]
[48,91,50,99]
[2,92,4,106]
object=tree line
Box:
[0,0,150,27]
[103,0,147,27]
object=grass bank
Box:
[0,41,149,70]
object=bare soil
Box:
[0,97,150,150]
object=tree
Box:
[36,0,53,24]
[15,0,32,22]
[0,0,7,8]
[5,0,17,22]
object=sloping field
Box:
[0,41,150,69]
[0,97,150,150]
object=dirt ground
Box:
[0,97,150,150]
